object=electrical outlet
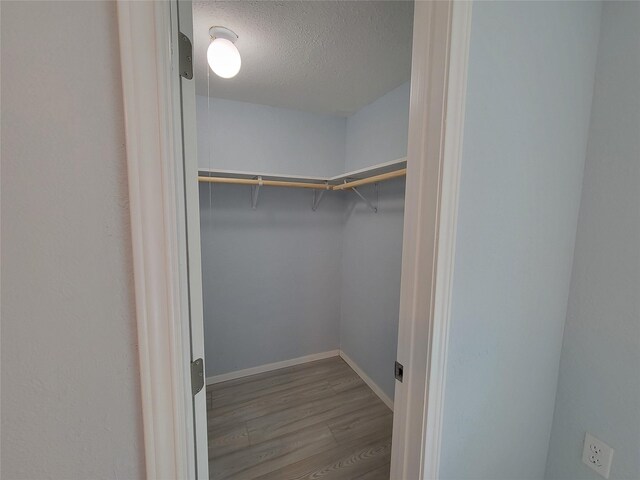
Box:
[582,433,614,479]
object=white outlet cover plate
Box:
[582,432,614,479]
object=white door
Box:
[174,0,209,478]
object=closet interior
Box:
[194,2,413,478]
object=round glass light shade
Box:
[207,38,241,79]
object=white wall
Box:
[339,82,410,400]
[439,2,602,478]
[1,2,144,478]
[197,96,345,176]
[545,3,640,479]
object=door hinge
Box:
[395,361,404,382]
[191,358,204,395]
[178,32,193,79]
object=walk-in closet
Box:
[193,2,413,478]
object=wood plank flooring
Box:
[206,356,392,480]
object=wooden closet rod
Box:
[333,168,407,191]
[198,176,331,190]
[198,167,407,191]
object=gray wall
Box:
[199,184,344,375]
[197,97,348,376]
[339,179,406,399]
[439,2,602,479]
[1,1,144,478]
[545,3,640,479]
[339,82,410,399]
[197,83,410,381]
[344,82,410,171]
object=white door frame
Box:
[116,0,472,478]
[391,2,472,478]
[116,1,207,478]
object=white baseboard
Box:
[339,350,394,411]
[206,349,394,412]
[206,350,340,385]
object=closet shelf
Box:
[198,157,406,211]
[328,157,407,183]
[333,168,407,191]
[198,157,407,190]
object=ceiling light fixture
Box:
[207,26,241,79]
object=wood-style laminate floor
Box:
[206,356,393,480]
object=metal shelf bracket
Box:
[312,182,329,211]
[251,176,263,209]
[348,181,378,213]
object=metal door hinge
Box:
[395,361,404,382]
[191,358,204,395]
[178,32,193,79]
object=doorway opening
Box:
[194,2,413,478]
[116,1,470,477]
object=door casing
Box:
[116,1,472,478]
[390,2,472,478]
[116,1,207,478]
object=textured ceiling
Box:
[192,1,414,116]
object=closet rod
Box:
[333,168,407,191]
[198,175,331,190]
[198,168,406,191]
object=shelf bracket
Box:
[349,181,378,213]
[251,176,262,209]
[312,182,329,211]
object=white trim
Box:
[116,1,201,478]
[423,3,472,479]
[339,351,394,411]
[118,2,212,478]
[206,350,340,385]
[389,2,472,480]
